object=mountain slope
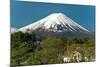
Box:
[17,13,89,33]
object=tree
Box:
[11,31,37,66]
[31,36,64,64]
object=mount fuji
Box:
[17,13,89,34]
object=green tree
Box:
[30,36,64,64]
[11,31,36,66]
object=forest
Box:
[11,31,95,66]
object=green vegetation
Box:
[11,31,95,66]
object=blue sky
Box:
[11,0,95,32]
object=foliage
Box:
[11,31,36,66]
[11,32,95,66]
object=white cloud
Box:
[11,27,17,33]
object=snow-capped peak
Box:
[18,13,89,33]
[46,13,64,18]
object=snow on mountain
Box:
[11,27,17,33]
[17,13,89,33]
